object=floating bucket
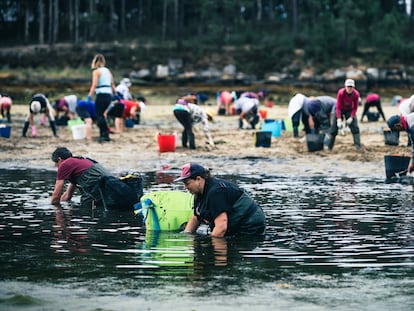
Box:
[136,191,194,231]
[254,131,272,148]
[259,109,267,119]
[306,133,324,152]
[384,130,399,146]
[0,125,11,138]
[261,120,281,137]
[67,118,85,129]
[158,134,176,152]
[384,154,411,178]
[71,124,87,140]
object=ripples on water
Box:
[0,168,413,311]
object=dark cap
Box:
[387,115,401,131]
[174,162,206,182]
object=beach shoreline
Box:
[0,104,410,180]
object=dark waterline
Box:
[0,168,413,311]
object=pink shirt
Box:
[336,88,360,118]
[365,93,380,103]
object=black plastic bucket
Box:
[384,154,411,178]
[254,131,272,147]
[384,130,399,146]
[306,133,324,152]
[367,111,380,122]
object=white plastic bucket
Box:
[71,124,87,140]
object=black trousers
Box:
[174,109,195,149]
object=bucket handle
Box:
[395,169,408,178]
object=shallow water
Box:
[0,168,413,311]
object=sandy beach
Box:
[0,103,410,180]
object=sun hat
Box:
[30,101,41,113]
[174,162,206,182]
[345,79,355,87]
[387,115,402,131]
[206,108,215,122]
[288,93,306,118]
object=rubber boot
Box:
[327,135,336,151]
[40,115,47,126]
[50,120,58,137]
[189,131,196,150]
[22,121,29,137]
[293,127,299,138]
[98,131,110,143]
[353,133,361,150]
[182,131,188,148]
[31,125,37,137]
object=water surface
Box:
[0,168,413,311]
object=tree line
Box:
[1,0,414,70]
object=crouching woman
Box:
[174,162,266,237]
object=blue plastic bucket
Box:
[261,120,281,137]
[0,125,11,138]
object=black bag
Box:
[99,176,139,210]
[119,172,144,201]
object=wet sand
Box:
[0,104,410,179]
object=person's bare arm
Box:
[183,215,200,233]
[51,180,65,204]
[211,212,228,237]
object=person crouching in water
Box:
[175,162,266,237]
[387,114,414,173]
[22,93,58,138]
[50,147,110,206]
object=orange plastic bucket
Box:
[158,134,176,152]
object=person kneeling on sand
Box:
[175,162,266,237]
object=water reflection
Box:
[0,168,413,310]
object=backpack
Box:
[99,175,140,210]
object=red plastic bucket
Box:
[158,134,176,152]
[259,109,267,119]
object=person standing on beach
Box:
[360,93,386,122]
[116,78,133,100]
[22,93,58,138]
[175,162,266,237]
[234,93,260,129]
[87,54,116,143]
[304,96,336,135]
[287,93,311,138]
[326,79,361,151]
[173,97,215,149]
[0,93,12,123]
[53,94,78,121]
[76,99,96,141]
